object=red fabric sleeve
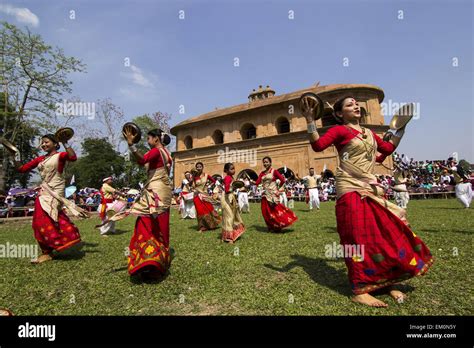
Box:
[59,151,77,162]
[207,175,216,184]
[255,171,265,185]
[376,153,388,163]
[17,156,45,173]
[58,151,77,173]
[310,125,346,152]
[273,169,286,184]
[223,175,233,193]
[137,148,164,169]
[371,131,395,155]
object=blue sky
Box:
[1,0,473,161]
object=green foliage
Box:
[67,138,125,189]
[0,21,85,191]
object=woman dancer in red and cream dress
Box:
[192,162,221,231]
[12,134,88,264]
[255,157,298,232]
[302,95,433,307]
[106,128,173,279]
[221,163,245,243]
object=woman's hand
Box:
[300,96,318,124]
[122,128,135,146]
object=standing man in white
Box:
[303,168,320,211]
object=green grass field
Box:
[0,199,472,316]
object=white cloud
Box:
[0,4,39,27]
[128,64,155,88]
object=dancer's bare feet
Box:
[31,254,52,264]
[352,293,388,308]
[388,286,407,304]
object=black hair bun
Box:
[162,133,171,146]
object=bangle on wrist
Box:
[307,122,317,134]
[129,144,138,152]
[63,142,71,149]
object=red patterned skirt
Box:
[261,196,298,232]
[335,192,433,295]
[221,223,245,243]
[193,195,221,231]
[32,198,81,254]
[128,211,171,276]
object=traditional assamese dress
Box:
[311,125,433,294]
[455,179,472,208]
[17,152,88,254]
[99,182,117,235]
[392,168,410,209]
[192,172,221,231]
[220,175,245,243]
[180,178,196,219]
[255,168,298,232]
[107,147,172,276]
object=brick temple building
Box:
[170,83,393,187]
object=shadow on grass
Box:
[130,269,170,285]
[110,229,129,235]
[324,226,338,233]
[53,248,86,261]
[264,254,351,296]
[251,224,295,234]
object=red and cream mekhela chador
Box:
[99,182,115,220]
[255,168,298,232]
[17,152,88,255]
[107,147,173,276]
[192,172,221,231]
[220,175,245,243]
[311,125,433,294]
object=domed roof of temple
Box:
[170,83,384,135]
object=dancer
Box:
[454,166,472,209]
[302,95,433,307]
[392,165,410,209]
[237,173,250,213]
[10,134,88,264]
[254,157,298,232]
[180,171,196,219]
[192,162,221,231]
[106,128,173,279]
[99,176,126,236]
[221,163,245,243]
[302,168,320,211]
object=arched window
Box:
[212,130,224,144]
[276,117,290,134]
[184,135,193,149]
[241,123,257,140]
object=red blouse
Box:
[17,152,77,174]
[255,168,286,185]
[194,174,216,185]
[137,147,172,170]
[310,125,395,163]
[223,175,233,193]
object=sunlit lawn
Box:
[0,198,472,315]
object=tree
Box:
[0,92,39,191]
[0,21,86,191]
[67,138,125,189]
